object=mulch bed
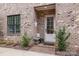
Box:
[0,43,79,56]
[29,44,55,54]
[0,43,55,54]
[0,44,32,51]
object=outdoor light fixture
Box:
[35,21,37,27]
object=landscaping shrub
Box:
[56,26,70,51]
[0,40,6,44]
[20,34,31,48]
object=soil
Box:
[0,44,31,51]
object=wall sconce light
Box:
[35,21,37,27]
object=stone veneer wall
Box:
[56,3,79,49]
[0,3,50,42]
[0,3,79,48]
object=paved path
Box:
[0,47,54,56]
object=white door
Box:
[44,15,55,43]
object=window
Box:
[7,15,20,35]
[47,17,54,34]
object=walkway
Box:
[0,47,54,56]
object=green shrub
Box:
[56,26,70,51]
[20,34,31,48]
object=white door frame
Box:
[44,15,55,43]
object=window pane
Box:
[16,25,20,33]
[7,15,20,34]
[7,16,15,33]
[16,16,20,25]
[7,16,11,25]
[47,17,53,34]
[8,16,15,25]
[15,15,20,33]
[8,25,15,33]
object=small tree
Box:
[20,34,31,48]
[56,26,70,51]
